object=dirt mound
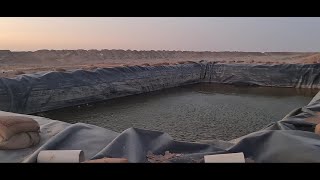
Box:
[0,49,318,78]
[0,50,281,66]
[301,53,320,64]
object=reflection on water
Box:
[192,83,319,97]
[36,83,318,142]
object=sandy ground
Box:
[0,50,319,78]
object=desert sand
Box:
[0,50,319,78]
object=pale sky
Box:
[1,17,320,52]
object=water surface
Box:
[37,83,318,141]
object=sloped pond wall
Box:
[1,62,320,114]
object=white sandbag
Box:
[315,124,320,135]
[0,132,40,150]
[204,152,245,163]
[37,150,85,163]
[0,116,40,141]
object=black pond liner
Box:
[1,62,320,114]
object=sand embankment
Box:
[0,50,319,78]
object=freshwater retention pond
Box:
[36,83,318,141]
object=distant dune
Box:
[0,50,319,78]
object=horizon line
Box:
[0,49,318,53]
